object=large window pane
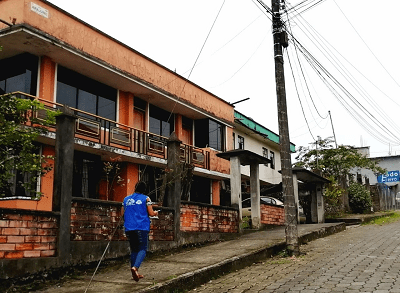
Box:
[161,121,170,137]
[56,82,77,107]
[98,96,116,121]
[78,89,97,115]
[209,120,223,151]
[5,73,25,93]
[0,80,5,94]
[149,116,161,135]
[0,54,38,95]
[56,65,117,123]
[149,104,173,137]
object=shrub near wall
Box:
[0,209,58,259]
[181,202,239,233]
[260,204,284,226]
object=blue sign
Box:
[377,170,400,183]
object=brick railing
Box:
[260,204,284,226]
[180,201,239,233]
[0,209,58,259]
[149,208,174,241]
[71,198,125,241]
[71,198,175,241]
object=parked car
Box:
[242,196,283,217]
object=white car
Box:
[242,197,283,217]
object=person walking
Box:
[123,181,158,282]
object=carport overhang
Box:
[291,167,330,184]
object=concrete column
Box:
[52,106,76,265]
[250,163,261,229]
[230,156,242,219]
[311,187,317,223]
[167,132,182,239]
[316,184,325,223]
[292,173,300,223]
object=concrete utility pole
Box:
[271,0,299,255]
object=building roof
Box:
[234,110,296,152]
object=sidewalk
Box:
[35,222,346,293]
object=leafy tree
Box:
[295,137,385,215]
[294,137,386,179]
[0,94,58,198]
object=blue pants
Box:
[126,230,149,269]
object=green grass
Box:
[363,211,400,225]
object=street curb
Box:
[139,223,346,293]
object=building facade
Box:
[0,0,234,211]
[0,0,290,277]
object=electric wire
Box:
[285,49,315,142]
[333,0,400,90]
[285,8,400,136]
[281,1,400,146]
[211,33,269,88]
[296,40,400,145]
[162,0,226,132]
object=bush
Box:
[348,182,372,214]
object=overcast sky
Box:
[46,0,400,158]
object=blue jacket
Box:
[123,193,150,231]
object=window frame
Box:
[270,151,275,169]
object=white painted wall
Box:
[233,124,282,185]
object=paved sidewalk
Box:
[34,223,346,293]
[186,215,400,293]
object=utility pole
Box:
[328,111,338,148]
[271,0,299,255]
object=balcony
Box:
[5,92,211,170]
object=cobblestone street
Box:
[188,221,400,293]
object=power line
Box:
[333,0,400,90]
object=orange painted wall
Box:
[174,114,183,141]
[0,146,55,211]
[39,56,56,102]
[212,180,220,206]
[118,91,134,127]
[208,148,230,175]
[99,162,139,202]
[0,0,234,124]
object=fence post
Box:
[53,105,76,265]
[166,132,182,241]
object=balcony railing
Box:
[5,92,210,170]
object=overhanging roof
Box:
[292,167,330,184]
[217,150,271,166]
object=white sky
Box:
[46,0,400,158]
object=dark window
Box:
[190,176,210,204]
[134,97,147,111]
[194,119,225,151]
[238,135,245,150]
[139,165,164,203]
[0,53,38,95]
[5,145,41,198]
[56,66,117,122]
[262,147,268,166]
[233,133,236,149]
[270,151,275,169]
[149,104,174,137]
[182,116,192,131]
[73,152,102,198]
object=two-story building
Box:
[0,0,291,278]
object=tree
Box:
[295,137,385,215]
[0,94,58,198]
[294,137,386,179]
